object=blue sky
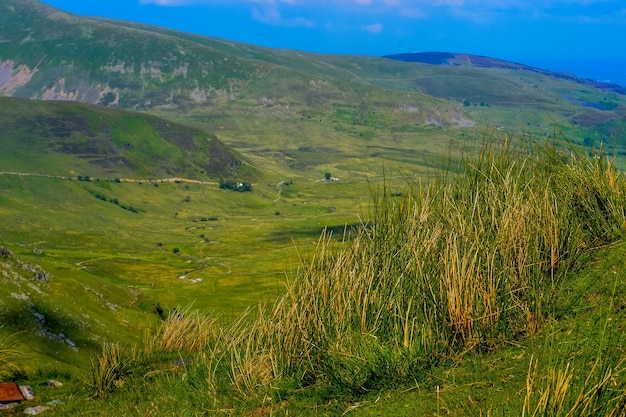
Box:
[39,0,626,83]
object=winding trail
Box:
[0,171,218,185]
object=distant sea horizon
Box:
[523,57,626,87]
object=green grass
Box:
[0,161,382,373]
[0,97,255,180]
[2,2,626,413]
[3,135,626,416]
[4,0,626,179]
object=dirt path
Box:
[0,171,218,185]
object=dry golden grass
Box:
[523,355,626,417]
[129,137,626,400]
[149,305,219,353]
[236,137,626,392]
[90,342,129,398]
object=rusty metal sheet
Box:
[0,383,25,403]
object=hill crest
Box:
[383,51,626,95]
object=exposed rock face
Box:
[0,60,37,95]
[0,246,12,258]
[35,272,51,281]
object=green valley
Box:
[1,0,626,415]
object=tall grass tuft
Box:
[244,136,626,393]
[134,135,625,400]
[0,328,22,378]
[523,355,626,417]
[90,342,132,398]
[148,305,219,353]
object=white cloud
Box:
[252,6,282,24]
[251,3,316,26]
[365,22,383,32]
[139,0,626,26]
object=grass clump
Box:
[88,306,221,399]
[148,305,219,354]
[522,273,626,417]
[244,136,626,394]
[0,328,23,379]
[523,355,626,417]
[89,342,133,398]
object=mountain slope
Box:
[1,0,625,174]
[384,51,626,95]
[0,96,254,180]
[0,0,268,109]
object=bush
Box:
[219,179,252,192]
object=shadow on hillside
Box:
[266,222,363,244]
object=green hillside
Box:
[1,0,626,415]
[0,96,374,386]
[2,0,625,177]
[0,97,254,180]
[2,138,626,416]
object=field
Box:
[0,164,393,362]
[2,1,626,414]
[3,137,626,416]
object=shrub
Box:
[220,179,252,192]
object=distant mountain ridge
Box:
[1,0,625,174]
[384,52,626,95]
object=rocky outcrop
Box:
[0,60,37,95]
[0,246,12,258]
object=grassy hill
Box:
[0,96,374,386]
[0,96,254,180]
[1,0,626,415]
[2,0,625,177]
[2,138,626,416]
[384,51,626,95]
